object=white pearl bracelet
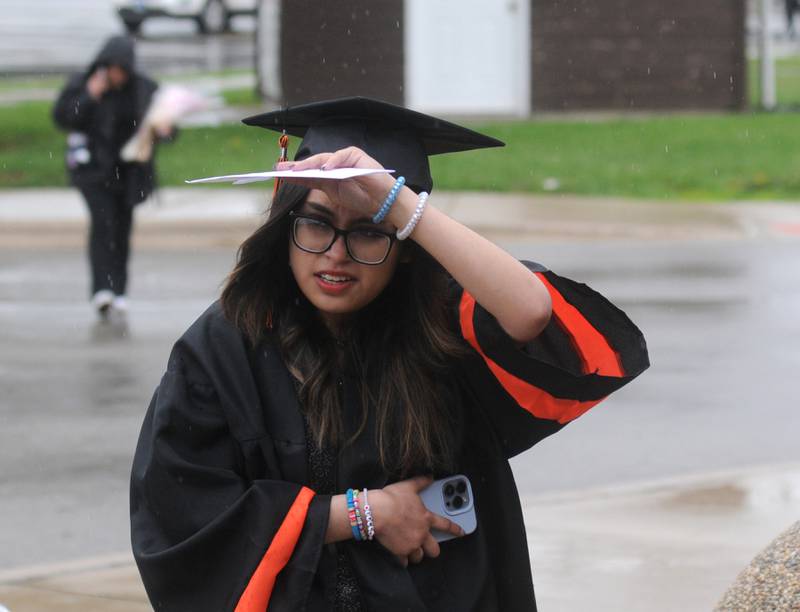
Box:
[396,191,429,240]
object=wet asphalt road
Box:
[0,0,255,75]
[1,235,799,569]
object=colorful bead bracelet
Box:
[346,487,374,541]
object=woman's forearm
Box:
[386,188,552,343]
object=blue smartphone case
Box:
[419,474,478,542]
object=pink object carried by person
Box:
[121,85,208,162]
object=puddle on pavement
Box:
[660,472,800,513]
[664,484,748,508]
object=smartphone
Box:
[419,474,477,542]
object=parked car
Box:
[115,0,257,35]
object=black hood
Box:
[91,35,135,74]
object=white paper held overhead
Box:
[185,168,395,184]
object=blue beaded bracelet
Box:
[372,176,406,224]
[346,488,362,541]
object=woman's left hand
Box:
[276,146,398,219]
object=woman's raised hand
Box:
[86,67,110,100]
[369,475,464,567]
[276,146,398,219]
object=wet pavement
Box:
[527,465,800,611]
[1,189,800,609]
[1,466,798,611]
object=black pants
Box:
[80,184,133,297]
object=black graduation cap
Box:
[242,96,505,193]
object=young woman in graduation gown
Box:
[130,97,649,611]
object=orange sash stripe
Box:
[535,273,624,377]
[459,289,612,424]
[235,486,315,612]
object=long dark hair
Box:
[221,183,467,475]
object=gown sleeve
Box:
[130,318,329,612]
[52,74,97,132]
[455,260,650,458]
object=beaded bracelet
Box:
[396,191,429,240]
[352,490,367,541]
[362,488,375,540]
[372,176,406,224]
[346,488,362,541]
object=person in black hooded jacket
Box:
[53,35,164,317]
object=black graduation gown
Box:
[130,261,649,612]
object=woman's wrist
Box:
[326,489,383,544]
[365,488,390,537]
[384,186,420,232]
[372,176,406,224]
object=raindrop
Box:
[664,144,670,153]
[713,71,717,80]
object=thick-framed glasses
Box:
[289,212,396,265]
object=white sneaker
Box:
[112,295,129,313]
[91,289,114,317]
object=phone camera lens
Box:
[456,481,467,494]
[444,484,455,497]
[452,496,464,509]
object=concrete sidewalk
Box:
[2,187,800,250]
[0,464,798,611]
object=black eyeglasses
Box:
[289,212,396,265]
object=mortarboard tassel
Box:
[272,130,289,198]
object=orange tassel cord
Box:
[272,131,290,198]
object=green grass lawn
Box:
[0,101,66,186]
[4,99,800,201]
[220,86,261,107]
[434,114,800,199]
